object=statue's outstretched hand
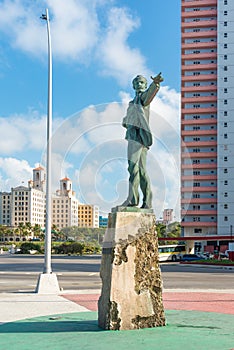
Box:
[151,72,164,84]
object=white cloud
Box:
[0,158,33,190]
[97,7,150,85]
[0,0,150,85]
[0,111,47,155]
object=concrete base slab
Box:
[35,273,60,294]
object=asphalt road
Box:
[0,254,233,293]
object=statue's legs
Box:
[139,147,152,209]
[122,141,152,208]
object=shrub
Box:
[19,242,42,254]
[53,242,101,255]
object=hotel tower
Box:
[181,0,234,237]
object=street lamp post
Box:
[36,8,60,293]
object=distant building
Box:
[163,209,174,225]
[78,204,99,228]
[11,184,46,227]
[99,215,108,228]
[0,192,11,226]
[7,167,46,228]
[181,0,234,237]
[52,177,79,230]
[0,167,99,231]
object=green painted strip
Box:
[0,310,233,350]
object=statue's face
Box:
[133,77,147,93]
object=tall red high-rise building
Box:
[181,0,234,239]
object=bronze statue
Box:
[121,73,163,209]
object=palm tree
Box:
[32,224,42,239]
[25,222,32,239]
[18,222,28,240]
[0,225,8,242]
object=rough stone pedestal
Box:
[98,207,166,330]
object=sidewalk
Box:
[0,289,234,350]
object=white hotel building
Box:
[0,166,99,231]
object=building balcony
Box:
[182,42,217,50]
[182,74,217,82]
[181,198,217,204]
[181,222,217,227]
[181,85,217,93]
[181,186,217,192]
[181,52,217,61]
[181,117,217,124]
[181,9,217,19]
[182,96,217,104]
[182,64,217,72]
[181,0,217,8]
[181,163,217,169]
[181,210,217,216]
[181,175,217,181]
[181,19,217,29]
[182,141,217,147]
[181,152,217,158]
[182,31,217,39]
[181,130,217,136]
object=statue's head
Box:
[132,75,147,93]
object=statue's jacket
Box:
[122,81,160,148]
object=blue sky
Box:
[0,0,181,219]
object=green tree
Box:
[156,221,181,245]
[32,224,42,238]
[155,223,166,238]
[0,225,8,241]
[18,222,27,239]
[25,222,32,237]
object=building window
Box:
[224,111,228,116]
[194,228,202,234]
[224,0,227,4]
[224,180,228,185]
[224,77,228,82]
[224,88,227,93]
[193,217,200,222]
[224,216,228,221]
[224,192,228,197]
[224,66,228,71]
[224,204,228,209]
[224,168,228,173]
[224,11,227,15]
[224,43,228,49]
[224,55,227,60]
[224,100,228,105]
[224,22,227,27]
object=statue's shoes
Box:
[140,204,152,209]
[121,200,137,207]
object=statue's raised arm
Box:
[150,72,164,85]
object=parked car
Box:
[203,252,214,259]
[196,252,209,259]
[181,254,203,262]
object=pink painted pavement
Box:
[62,292,234,315]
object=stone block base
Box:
[98,209,165,330]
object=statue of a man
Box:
[121,73,163,209]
